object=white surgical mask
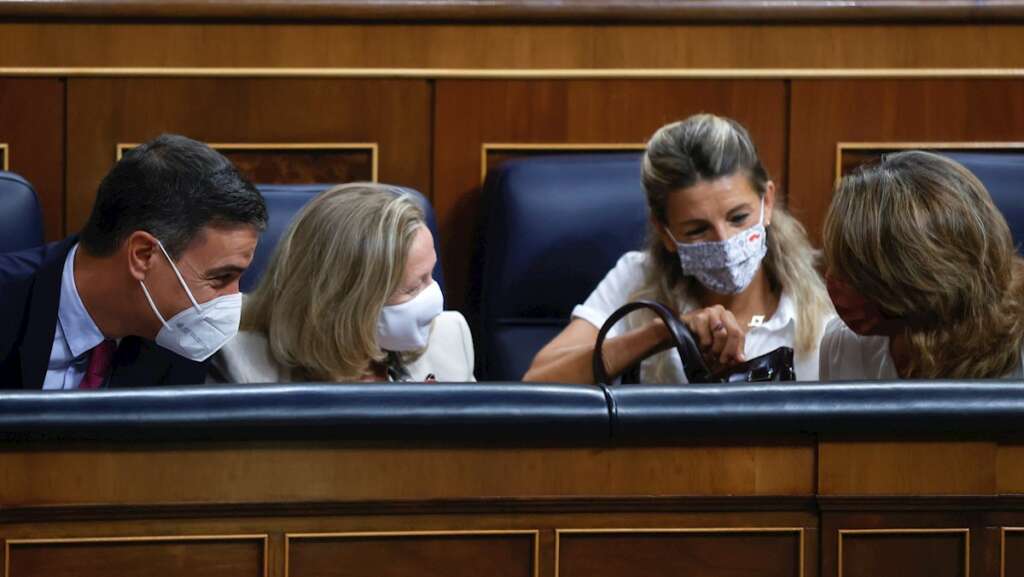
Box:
[139,240,242,362]
[669,197,768,295]
[376,280,444,352]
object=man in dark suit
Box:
[0,134,267,389]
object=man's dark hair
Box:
[79,134,267,259]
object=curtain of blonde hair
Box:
[824,150,1024,378]
[631,114,833,383]
[242,183,426,381]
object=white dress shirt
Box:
[818,317,1024,380]
[572,251,833,383]
[43,244,106,390]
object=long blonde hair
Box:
[632,114,832,382]
[824,150,1024,378]
[243,183,426,381]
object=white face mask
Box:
[669,197,768,295]
[376,280,444,352]
[139,240,242,362]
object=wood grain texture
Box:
[556,530,802,577]
[6,537,265,577]
[64,78,430,235]
[287,533,534,577]
[1,24,1023,71]
[818,441,998,496]
[433,78,787,309]
[838,532,967,577]
[788,79,1024,244]
[2,0,1024,23]
[0,442,815,507]
[0,78,64,241]
[1005,529,1024,577]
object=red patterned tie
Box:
[79,340,116,390]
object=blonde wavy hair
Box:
[824,150,1024,378]
[631,113,833,382]
[242,183,427,381]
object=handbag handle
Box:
[592,300,713,385]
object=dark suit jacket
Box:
[0,237,208,389]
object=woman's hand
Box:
[679,305,747,367]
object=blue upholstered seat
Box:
[0,172,43,254]
[941,151,1024,250]
[474,153,648,381]
[242,184,444,294]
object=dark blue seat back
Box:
[242,184,444,294]
[0,172,43,253]
[940,151,1024,250]
[476,153,649,381]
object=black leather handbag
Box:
[592,300,796,385]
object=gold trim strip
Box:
[835,141,1024,183]
[481,142,646,183]
[4,534,269,577]
[837,528,970,577]
[0,143,8,171]
[2,67,1024,79]
[284,529,540,577]
[117,141,380,182]
[1000,527,1024,577]
[555,527,805,577]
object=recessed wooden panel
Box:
[1005,529,1024,577]
[287,532,536,577]
[0,78,64,241]
[65,78,430,234]
[788,79,1024,245]
[838,530,968,577]
[434,79,787,308]
[556,529,802,577]
[835,142,1024,181]
[5,536,266,577]
[819,441,997,496]
[117,143,378,184]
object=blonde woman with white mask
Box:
[525,114,834,384]
[211,183,474,383]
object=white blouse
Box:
[818,317,1024,380]
[572,251,832,383]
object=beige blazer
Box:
[210,311,476,383]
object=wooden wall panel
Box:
[433,79,787,309]
[64,78,430,234]
[1,24,1024,70]
[287,532,535,577]
[819,441,997,496]
[837,531,968,577]
[1004,529,1024,577]
[788,79,1024,244]
[0,443,814,507]
[556,530,802,577]
[6,536,266,577]
[0,78,64,241]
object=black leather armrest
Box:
[0,383,611,443]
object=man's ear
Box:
[764,181,777,226]
[126,231,160,281]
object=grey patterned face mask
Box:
[669,197,768,295]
